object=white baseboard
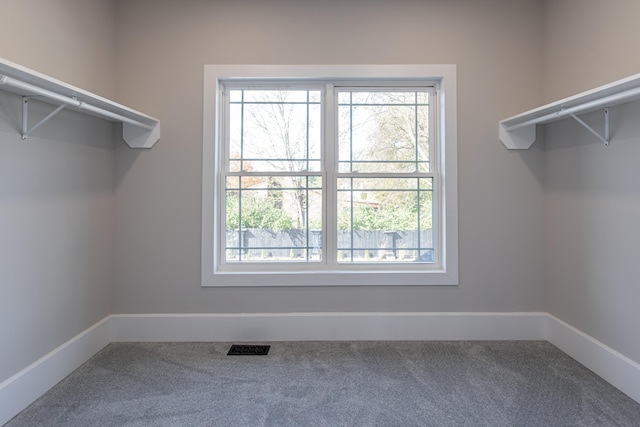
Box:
[0,317,111,426]
[3,311,639,425]
[110,312,548,342]
[546,314,640,404]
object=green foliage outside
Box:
[226,192,292,230]
[228,191,432,232]
[337,201,432,232]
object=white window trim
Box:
[202,65,458,287]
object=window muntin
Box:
[224,175,323,262]
[221,84,437,266]
[336,177,433,263]
[224,88,323,263]
[337,90,431,174]
[336,88,434,264]
[228,89,322,173]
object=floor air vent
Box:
[227,344,270,356]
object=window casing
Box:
[202,65,458,286]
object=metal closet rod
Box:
[0,74,155,131]
[504,85,640,132]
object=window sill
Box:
[203,268,458,287]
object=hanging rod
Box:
[499,72,640,149]
[503,86,640,132]
[0,75,155,131]
[0,56,160,148]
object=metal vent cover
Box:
[227,344,270,356]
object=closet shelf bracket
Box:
[21,96,67,140]
[567,108,610,146]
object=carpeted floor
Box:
[6,341,640,426]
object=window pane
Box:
[223,84,438,268]
[336,177,433,263]
[241,90,313,103]
[338,90,430,173]
[346,91,416,105]
[229,103,242,162]
[225,175,322,262]
[228,89,321,172]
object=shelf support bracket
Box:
[21,96,67,140]
[567,108,610,146]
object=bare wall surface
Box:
[0,0,117,383]
[0,93,115,382]
[0,0,117,99]
[542,0,640,363]
[113,0,546,313]
[542,0,640,102]
[544,105,640,364]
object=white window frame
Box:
[202,65,458,287]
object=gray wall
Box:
[542,0,640,103]
[112,0,547,313]
[0,0,117,100]
[0,0,117,383]
[542,0,640,363]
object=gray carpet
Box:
[6,341,640,426]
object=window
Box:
[203,65,458,286]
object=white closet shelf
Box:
[499,73,640,149]
[0,57,159,148]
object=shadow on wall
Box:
[0,91,116,149]
[114,121,143,187]
[0,91,118,199]
[544,101,640,194]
